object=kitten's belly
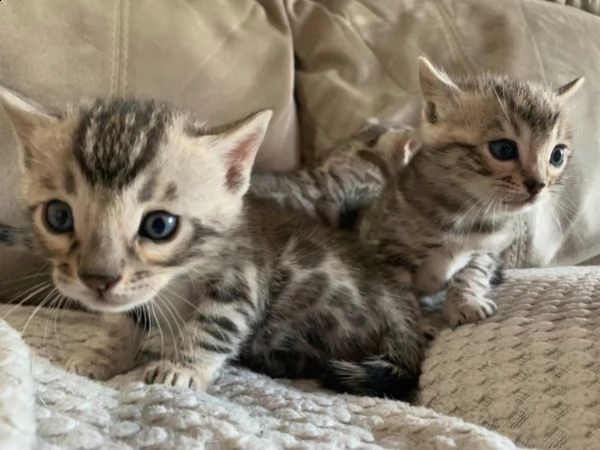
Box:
[152,275,196,332]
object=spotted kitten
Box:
[360,57,583,325]
[250,122,417,229]
[0,87,426,400]
[249,57,583,326]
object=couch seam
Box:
[110,0,128,96]
[110,0,120,96]
[431,0,475,73]
[120,0,130,95]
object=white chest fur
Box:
[413,227,513,296]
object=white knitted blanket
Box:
[1,266,600,449]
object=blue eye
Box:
[489,139,519,161]
[44,200,74,233]
[139,211,178,241]
[550,145,566,167]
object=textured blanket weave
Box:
[0,320,35,450]
[1,267,599,449]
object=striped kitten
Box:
[250,57,583,326]
[361,58,583,325]
[0,88,426,400]
[250,122,418,229]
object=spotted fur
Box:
[0,87,426,401]
[249,121,417,229]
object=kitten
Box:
[0,87,427,400]
[250,121,418,229]
[249,57,583,326]
[359,57,583,325]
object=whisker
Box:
[52,295,70,352]
[163,287,198,311]
[153,298,180,361]
[1,281,54,321]
[159,294,187,338]
[42,289,62,346]
[150,302,165,361]
[21,289,56,336]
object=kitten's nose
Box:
[79,272,122,293]
[523,179,546,195]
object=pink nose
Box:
[79,273,122,293]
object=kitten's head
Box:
[0,88,271,312]
[415,56,583,214]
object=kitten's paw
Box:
[419,316,445,340]
[421,322,438,341]
[443,295,497,326]
[143,360,211,391]
[66,350,123,381]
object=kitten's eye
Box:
[488,139,519,161]
[139,211,178,241]
[44,200,74,234]
[550,145,567,167]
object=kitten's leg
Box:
[65,314,143,380]
[442,252,503,326]
[143,278,256,391]
[413,249,472,295]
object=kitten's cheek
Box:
[138,244,177,266]
[37,234,72,258]
[52,279,86,303]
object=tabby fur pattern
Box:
[0,87,427,401]
[251,57,583,326]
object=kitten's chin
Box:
[78,295,153,313]
[500,194,546,214]
[56,283,158,313]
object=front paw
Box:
[143,360,212,391]
[443,294,497,327]
[66,350,125,381]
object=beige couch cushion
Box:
[289,0,600,269]
[421,266,600,449]
[0,0,299,299]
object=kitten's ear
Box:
[0,85,57,144]
[417,57,460,123]
[417,57,460,101]
[210,110,273,194]
[556,77,585,101]
[402,138,420,165]
[0,86,59,171]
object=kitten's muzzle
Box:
[78,272,122,294]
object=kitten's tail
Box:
[319,354,422,402]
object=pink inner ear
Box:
[225,134,257,191]
[404,139,420,153]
